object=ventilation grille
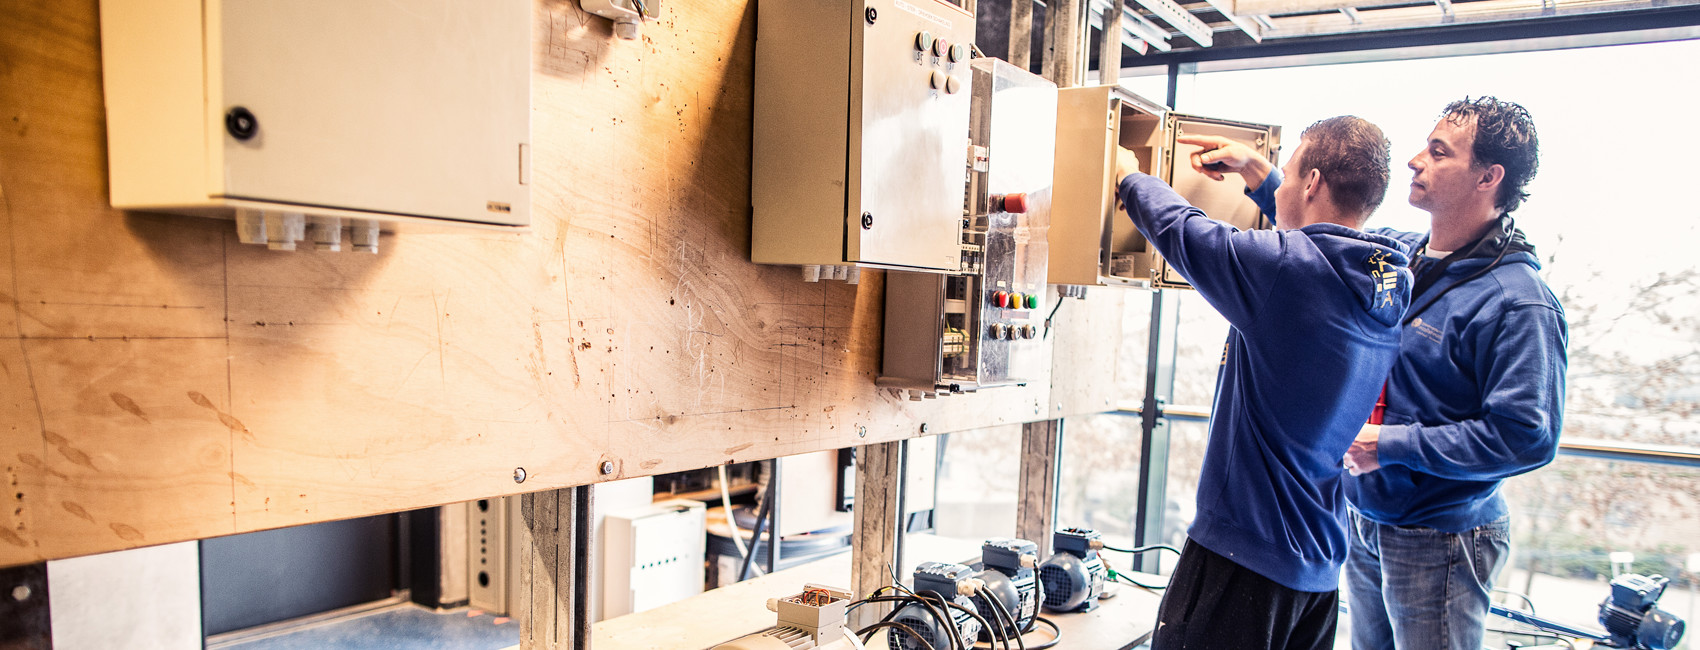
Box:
[1040,564,1076,610]
[763,626,811,649]
[890,611,942,650]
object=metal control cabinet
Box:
[880,59,1053,398]
[751,0,975,277]
[99,0,531,250]
[1051,86,1280,289]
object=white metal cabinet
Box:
[100,0,531,249]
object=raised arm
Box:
[1176,134,1282,223]
[1115,148,1283,328]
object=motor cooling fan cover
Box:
[1039,550,1105,613]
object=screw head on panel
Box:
[11,585,30,602]
[513,467,527,483]
[861,212,874,230]
[857,425,867,438]
[601,461,616,475]
[920,423,930,434]
[865,6,877,23]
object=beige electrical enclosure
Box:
[98,0,531,239]
[751,0,976,276]
[1051,85,1280,289]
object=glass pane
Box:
[1171,290,1229,409]
[1179,40,1700,446]
[1157,419,1209,576]
[1056,413,1144,551]
[934,425,1022,540]
[1116,291,1154,405]
[1120,74,1168,106]
[1498,455,1700,648]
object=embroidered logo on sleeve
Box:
[1365,250,1401,309]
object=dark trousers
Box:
[1150,540,1339,650]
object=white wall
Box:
[48,542,201,650]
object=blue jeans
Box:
[1345,507,1511,650]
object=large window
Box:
[1145,37,1700,645]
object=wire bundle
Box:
[849,580,1063,650]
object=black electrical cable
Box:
[860,593,968,650]
[1023,616,1063,650]
[978,590,1012,650]
[985,589,1026,650]
[736,484,776,582]
[916,591,988,650]
[858,621,940,650]
[1101,543,1182,557]
[972,589,1012,650]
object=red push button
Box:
[993,291,1010,308]
[1003,192,1028,213]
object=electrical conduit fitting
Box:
[350,219,380,254]
[310,216,343,252]
[235,208,268,245]
[265,212,306,251]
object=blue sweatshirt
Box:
[1119,173,1412,592]
[1248,173,1570,533]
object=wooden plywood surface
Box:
[0,0,1132,567]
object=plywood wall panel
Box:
[1,340,40,559]
[0,0,1133,566]
[23,338,236,560]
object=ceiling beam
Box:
[1201,0,1267,40]
[1261,0,1671,38]
[1131,0,1215,45]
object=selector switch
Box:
[1023,324,1039,339]
[915,31,934,52]
[990,323,1008,340]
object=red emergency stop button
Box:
[1005,193,1028,213]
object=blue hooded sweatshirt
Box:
[1119,172,1412,592]
[1249,171,1569,533]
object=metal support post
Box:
[1133,290,1180,573]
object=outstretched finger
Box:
[1176,134,1235,149]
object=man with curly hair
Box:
[1188,97,1568,650]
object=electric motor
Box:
[889,562,983,650]
[1598,574,1686,650]
[1039,527,1106,613]
[972,537,1042,639]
